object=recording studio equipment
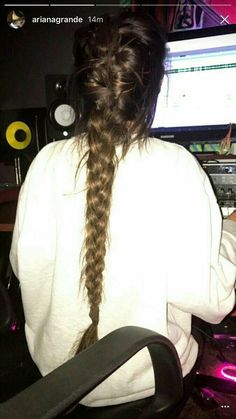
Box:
[0,108,46,185]
[202,160,236,216]
[45,75,75,141]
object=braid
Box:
[70,11,166,353]
[76,113,117,353]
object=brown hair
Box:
[69,10,166,352]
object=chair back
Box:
[0,326,184,418]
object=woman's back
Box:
[10,134,236,406]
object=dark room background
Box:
[0,3,120,110]
[0,2,121,182]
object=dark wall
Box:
[0,5,120,110]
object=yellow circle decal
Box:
[6,121,32,150]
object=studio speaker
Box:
[45,75,75,141]
[0,108,46,183]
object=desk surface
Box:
[0,201,17,232]
[0,187,19,232]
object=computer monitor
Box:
[151,25,236,144]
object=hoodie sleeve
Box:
[9,142,59,284]
[167,147,236,324]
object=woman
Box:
[10,11,236,407]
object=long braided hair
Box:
[69,10,166,352]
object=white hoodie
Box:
[10,137,236,406]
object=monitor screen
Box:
[152,25,236,143]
